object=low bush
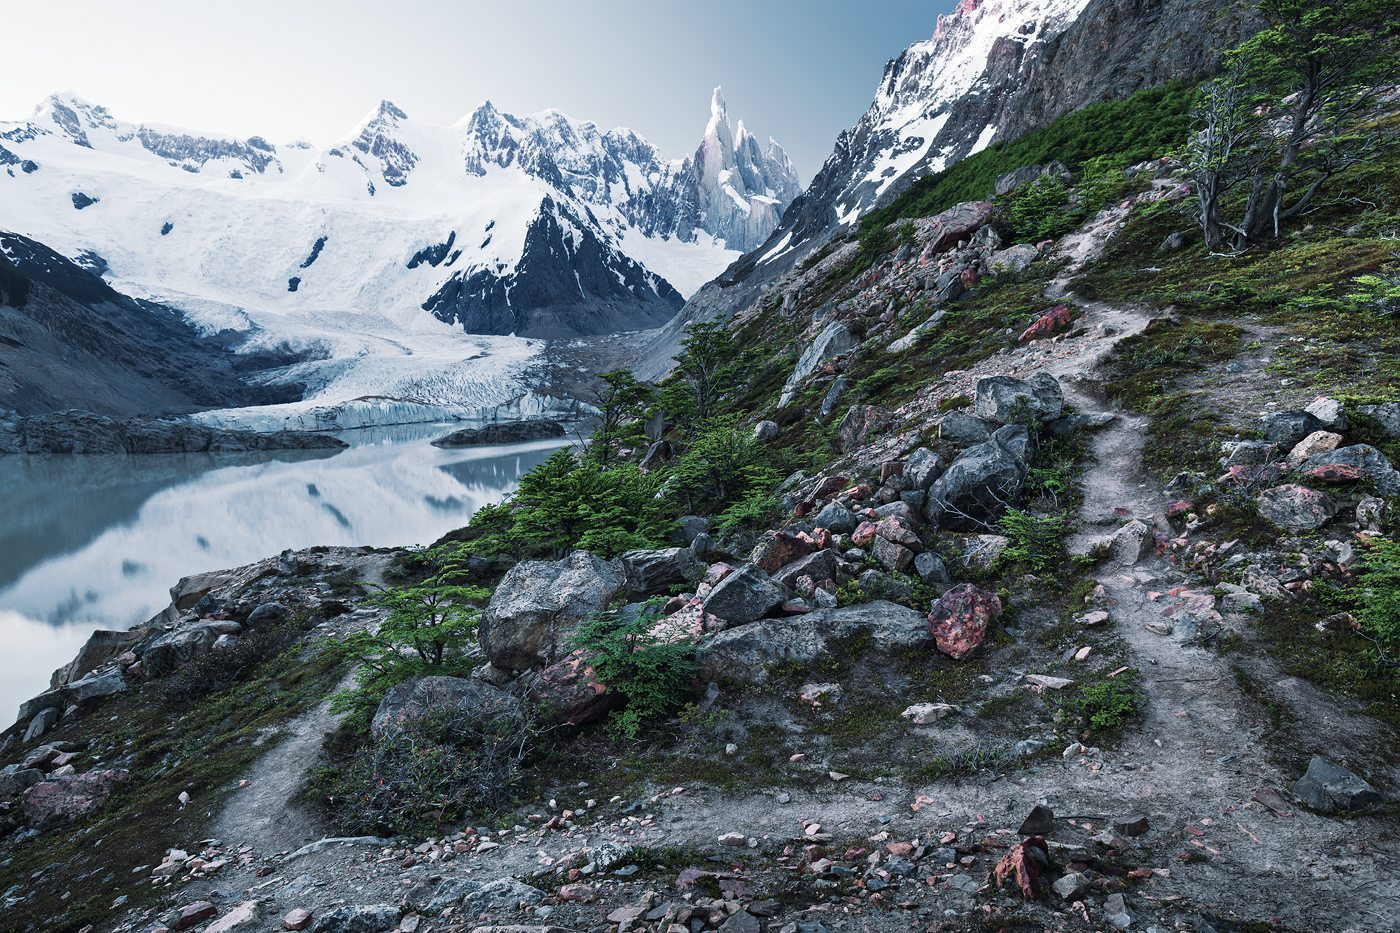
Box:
[1061,679,1142,732]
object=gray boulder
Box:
[924,427,1032,530]
[1359,401,1400,437]
[904,447,943,491]
[478,551,625,671]
[23,708,59,742]
[64,668,127,706]
[938,412,993,447]
[1256,484,1338,532]
[51,628,145,687]
[697,601,932,683]
[995,164,1046,196]
[370,675,520,741]
[1261,410,1324,448]
[620,547,705,601]
[872,535,914,573]
[308,905,400,933]
[934,270,968,304]
[811,502,858,535]
[973,372,1063,424]
[989,243,1040,274]
[701,564,789,626]
[1111,521,1155,565]
[1304,397,1347,431]
[1301,444,1400,496]
[17,689,66,723]
[139,624,224,676]
[914,551,952,585]
[782,322,855,397]
[873,500,922,526]
[820,377,850,418]
[671,515,710,547]
[463,878,544,910]
[245,602,288,629]
[1293,755,1382,811]
[772,550,840,589]
[753,421,779,442]
[0,766,45,798]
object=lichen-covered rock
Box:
[973,372,1063,424]
[620,547,705,601]
[927,584,1001,659]
[1293,755,1382,812]
[20,768,130,823]
[701,564,789,626]
[836,405,894,454]
[992,836,1049,899]
[527,650,618,726]
[938,411,993,448]
[751,533,817,575]
[371,676,520,740]
[1256,484,1338,532]
[1301,444,1400,496]
[924,427,1031,530]
[1261,410,1324,448]
[479,551,625,671]
[1110,520,1154,565]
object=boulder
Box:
[921,201,996,254]
[811,502,858,535]
[1304,397,1347,431]
[928,584,1001,660]
[902,702,959,725]
[170,569,237,611]
[205,901,260,933]
[871,536,914,573]
[1045,410,1116,436]
[620,547,704,601]
[1222,440,1277,467]
[971,224,1002,250]
[1256,485,1338,532]
[697,601,932,684]
[1110,520,1155,565]
[670,515,710,547]
[938,411,993,447]
[819,377,850,418]
[528,651,619,726]
[0,766,45,798]
[924,430,1031,530]
[974,372,1063,424]
[856,568,912,602]
[1293,755,1382,812]
[638,440,673,471]
[836,405,894,454]
[177,902,219,930]
[782,322,855,401]
[245,602,289,629]
[771,550,840,590]
[914,551,952,585]
[753,420,779,442]
[21,768,130,823]
[933,270,968,303]
[1359,401,1400,437]
[431,421,565,447]
[371,676,521,740]
[1261,410,1324,448]
[989,243,1040,274]
[307,904,400,933]
[51,628,144,687]
[478,551,625,671]
[752,533,816,575]
[904,447,943,491]
[64,668,127,706]
[139,624,224,676]
[702,564,789,626]
[1357,495,1387,532]
[873,500,922,526]
[1018,305,1074,343]
[1301,444,1400,496]
[1285,431,1342,469]
[887,310,947,353]
[995,165,1046,196]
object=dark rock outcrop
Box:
[0,410,348,456]
[431,420,566,448]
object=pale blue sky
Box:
[0,0,956,182]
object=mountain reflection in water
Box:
[0,429,568,722]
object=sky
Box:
[0,0,956,184]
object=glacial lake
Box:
[0,426,571,723]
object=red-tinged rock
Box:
[922,201,996,255]
[794,499,811,519]
[1128,868,1153,879]
[927,584,1001,660]
[50,751,75,768]
[754,532,816,574]
[557,883,597,902]
[256,866,276,877]
[991,836,1048,899]
[874,516,920,549]
[528,650,618,726]
[1256,484,1338,532]
[851,521,878,547]
[20,768,130,824]
[843,484,874,501]
[676,868,718,890]
[960,267,980,288]
[176,901,217,930]
[886,842,913,856]
[811,529,834,550]
[881,461,905,482]
[1018,304,1074,343]
[282,909,312,931]
[781,599,814,614]
[813,475,850,499]
[1305,463,1367,483]
[647,604,718,643]
[1166,499,1194,518]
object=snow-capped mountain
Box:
[0,90,800,426]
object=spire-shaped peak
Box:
[376,100,408,121]
[711,86,727,120]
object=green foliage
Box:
[589,370,655,465]
[314,708,535,836]
[659,320,755,433]
[162,620,304,703]
[1062,679,1142,732]
[863,81,1198,228]
[329,544,489,716]
[1009,175,1077,241]
[996,510,1070,573]
[1357,537,1400,653]
[568,598,699,738]
[669,415,782,512]
[465,449,673,560]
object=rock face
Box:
[0,410,349,456]
[836,405,894,453]
[370,675,520,740]
[620,547,706,601]
[782,322,855,400]
[1293,756,1382,812]
[928,584,1001,659]
[478,551,625,671]
[697,601,932,683]
[701,564,790,626]
[431,421,565,447]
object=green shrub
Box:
[1062,680,1141,731]
[996,510,1069,573]
[568,598,699,738]
[1358,537,1400,654]
[670,415,782,513]
[329,544,489,716]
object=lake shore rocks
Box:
[0,410,348,455]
